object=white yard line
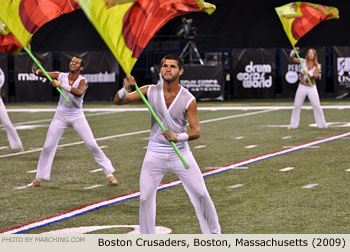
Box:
[228,184,244,189]
[302,184,318,189]
[245,145,257,149]
[199,109,275,124]
[279,167,295,172]
[0,130,150,159]
[84,185,103,190]
[5,105,350,113]
[0,110,276,159]
[194,145,207,149]
[0,111,121,127]
[90,168,103,173]
[3,105,349,127]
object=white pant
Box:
[289,84,327,129]
[139,149,221,234]
[36,111,114,180]
[0,98,23,150]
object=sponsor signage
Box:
[60,51,120,101]
[151,64,225,101]
[232,48,276,98]
[333,46,350,96]
[0,53,8,100]
[14,52,53,102]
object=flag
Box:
[78,0,216,74]
[0,19,22,54]
[0,19,10,35]
[275,2,339,46]
[0,0,80,49]
[0,33,23,55]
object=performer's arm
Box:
[70,79,88,97]
[311,66,320,79]
[162,100,201,142]
[289,47,301,64]
[32,63,59,80]
[35,70,60,80]
[113,75,149,105]
[184,100,200,140]
[50,79,87,97]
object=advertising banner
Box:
[332,46,350,97]
[151,64,224,101]
[14,52,53,102]
[60,51,120,101]
[280,47,326,98]
[232,48,276,99]
[0,53,8,101]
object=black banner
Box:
[151,64,224,101]
[232,48,276,99]
[60,51,120,101]
[0,53,8,101]
[280,47,326,98]
[14,52,53,102]
[332,46,350,96]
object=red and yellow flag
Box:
[0,33,23,55]
[0,19,22,54]
[275,2,339,46]
[0,0,80,50]
[78,0,216,75]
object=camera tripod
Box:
[179,40,204,65]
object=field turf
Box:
[0,100,349,234]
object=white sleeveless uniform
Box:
[36,73,114,180]
[0,84,23,150]
[139,82,221,234]
[289,58,327,129]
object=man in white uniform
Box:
[28,56,118,187]
[0,83,23,152]
[114,54,221,234]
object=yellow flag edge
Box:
[81,0,136,75]
[0,0,32,47]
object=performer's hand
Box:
[32,61,41,76]
[162,130,178,142]
[295,47,300,53]
[123,75,136,92]
[50,79,62,88]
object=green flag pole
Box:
[23,46,70,103]
[292,45,313,87]
[133,83,190,169]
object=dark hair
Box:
[161,54,184,69]
[72,56,84,67]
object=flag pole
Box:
[23,46,70,103]
[292,45,313,87]
[133,83,190,169]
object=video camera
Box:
[177,18,197,40]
